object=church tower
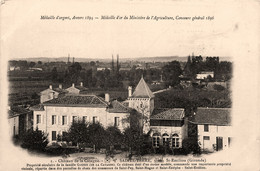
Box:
[128,76,154,133]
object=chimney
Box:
[72,83,75,87]
[80,82,83,87]
[59,84,62,89]
[49,85,52,90]
[105,93,110,102]
[128,86,132,97]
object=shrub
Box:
[182,137,201,155]
[213,84,225,91]
[21,128,48,152]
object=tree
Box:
[182,137,201,155]
[87,122,107,152]
[51,67,58,81]
[66,120,88,147]
[37,61,42,65]
[213,84,225,91]
[68,62,82,84]
[104,126,124,153]
[190,56,203,76]
[162,61,182,87]
[29,62,36,68]
[123,110,149,156]
[17,60,28,70]
[21,128,48,152]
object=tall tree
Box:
[105,126,124,148]
[87,123,107,152]
[68,62,82,84]
[162,61,182,87]
[51,67,58,81]
[122,110,148,156]
[66,120,88,147]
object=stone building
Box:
[128,76,155,133]
[149,108,187,149]
[31,94,130,144]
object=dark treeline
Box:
[49,61,165,90]
[184,56,232,81]
[9,56,232,90]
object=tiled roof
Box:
[8,106,31,118]
[76,86,88,91]
[40,88,58,94]
[54,88,68,94]
[29,104,45,111]
[151,108,184,120]
[107,100,131,113]
[190,108,231,126]
[121,101,129,107]
[65,85,88,93]
[131,77,154,98]
[43,95,108,107]
[66,86,80,92]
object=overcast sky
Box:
[0,0,256,59]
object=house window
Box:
[114,117,119,126]
[36,115,41,124]
[162,133,169,146]
[72,116,77,123]
[52,131,56,141]
[152,133,160,148]
[83,116,87,123]
[204,124,209,132]
[93,116,98,124]
[52,115,56,125]
[172,134,180,148]
[62,116,67,125]
[203,136,210,140]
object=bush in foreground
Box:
[182,137,201,155]
[21,128,49,152]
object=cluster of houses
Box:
[8,77,231,152]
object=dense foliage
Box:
[21,128,49,152]
[182,137,201,155]
[61,121,124,153]
[162,61,182,87]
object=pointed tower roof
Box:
[131,77,154,98]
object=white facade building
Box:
[40,85,59,103]
[190,108,232,152]
[196,71,214,80]
[8,116,19,136]
[31,94,130,144]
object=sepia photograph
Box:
[1,0,259,170]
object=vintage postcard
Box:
[0,0,259,170]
